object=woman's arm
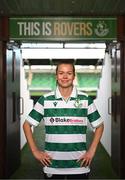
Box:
[23,121,52,166]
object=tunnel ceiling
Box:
[23,58,103,66]
[0,0,125,16]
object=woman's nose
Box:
[63,73,68,78]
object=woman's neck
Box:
[58,85,73,100]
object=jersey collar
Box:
[55,85,77,99]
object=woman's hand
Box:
[32,149,52,166]
[77,150,95,167]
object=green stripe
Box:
[38,94,61,104]
[29,109,43,122]
[45,125,87,134]
[37,96,44,105]
[49,159,81,168]
[88,96,93,106]
[44,108,87,117]
[88,110,101,123]
[77,94,88,100]
[45,95,57,101]
[45,142,86,151]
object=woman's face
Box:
[56,63,75,88]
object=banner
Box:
[9,17,117,41]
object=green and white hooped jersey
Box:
[26,86,103,175]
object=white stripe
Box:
[26,116,39,126]
[77,91,88,97]
[46,151,86,160]
[91,117,103,128]
[44,100,88,109]
[88,103,97,114]
[45,134,86,143]
[44,116,87,126]
[34,102,44,115]
[44,167,90,174]
[44,91,55,98]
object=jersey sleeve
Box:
[87,96,103,128]
[26,96,44,126]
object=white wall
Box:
[94,52,111,156]
[20,62,33,149]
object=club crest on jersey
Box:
[74,98,82,108]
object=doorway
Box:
[19,42,113,179]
